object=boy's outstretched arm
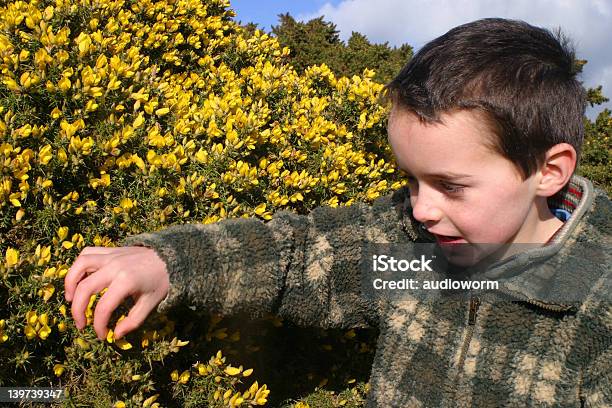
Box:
[119,187,416,330]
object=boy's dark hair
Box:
[384,18,587,179]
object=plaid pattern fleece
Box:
[121,175,611,407]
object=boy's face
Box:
[387,107,546,265]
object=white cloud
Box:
[298,0,612,118]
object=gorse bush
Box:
[1,0,610,407]
[581,107,612,195]
[0,0,401,406]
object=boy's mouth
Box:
[432,233,466,245]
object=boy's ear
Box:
[536,143,577,197]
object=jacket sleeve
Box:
[119,187,417,329]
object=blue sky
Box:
[230,0,344,32]
[229,0,612,120]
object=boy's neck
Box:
[528,197,565,244]
[489,197,564,262]
[505,196,564,245]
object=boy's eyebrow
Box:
[397,166,473,181]
[426,172,474,180]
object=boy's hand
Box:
[64,246,170,341]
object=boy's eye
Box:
[403,174,464,195]
[440,182,464,194]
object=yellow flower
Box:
[76,33,92,57]
[53,364,65,377]
[254,384,270,405]
[19,49,30,61]
[3,78,20,92]
[89,173,111,188]
[254,203,266,216]
[38,144,53,165]
[5,247,19,267]
[106,328,115,343]
[224,365,242,376]
[178,370,190,384]
[57,148,67,163]
[85,100,98,112]
[0,320,8,343]
[114,338,132,350]
[119,198,135,211]
[143,394,159,407]
[133,112,145,128]
[57,77,71,92]
[20,72,39,89]
[38,283,55,302]
[24,325,37,340]
[229,393,243,407]
[249,381,259,395]
[57,226,69,241]
[155,107,170,116]
[76,338,90,350]
[38,324,51,340]
[26,311,38,326]
[197,363,209,375]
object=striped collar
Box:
[544,179,585,244]
[543,175,593,245]
[547,177,584,214]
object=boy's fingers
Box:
[113,297,155,340]
[70,270,113,330]
[65,252,113,301]
[92,275,133,340]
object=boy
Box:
[65,18,611,406]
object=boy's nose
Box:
[410,187,444,224]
